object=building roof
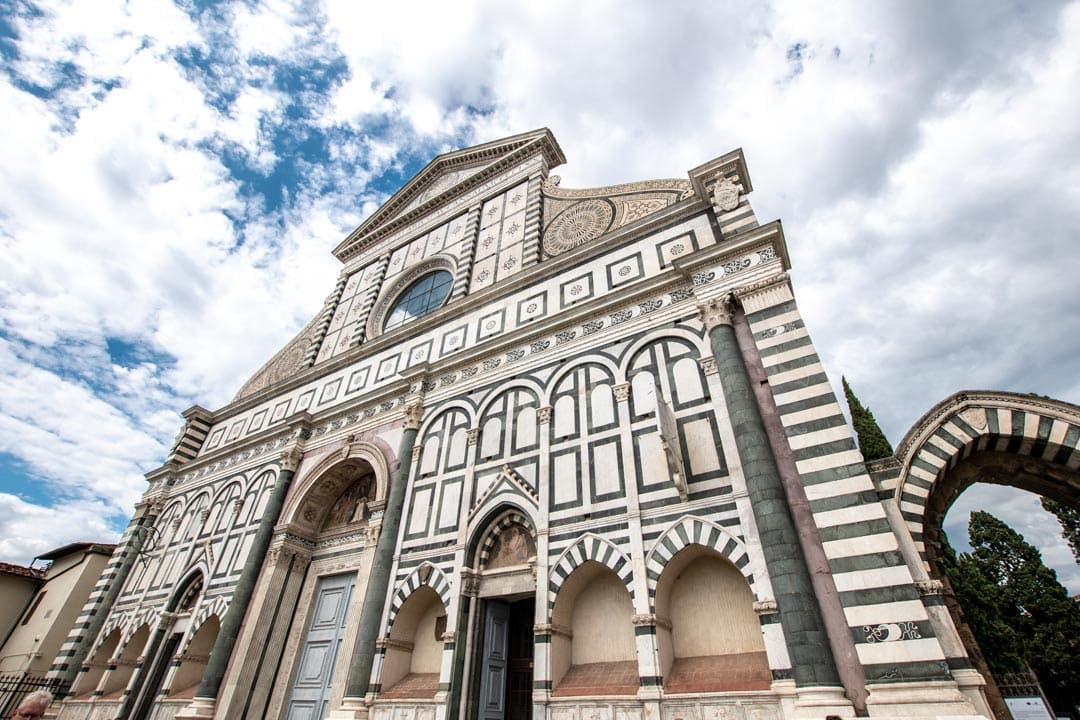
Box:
[36,542,117,561]
[0,561,45,580]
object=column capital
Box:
[697,296,735,330]
[403,399,425,430]
[613,383,631,402]
[537,406,553,424]
[280,447,303,472]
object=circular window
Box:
[383,270,454,332]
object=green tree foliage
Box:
[1041,497,1080,563]
[841,377,894,461]
[948,511,1080,714]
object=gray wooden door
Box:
[285,573,355,720]
[478,601,511,720]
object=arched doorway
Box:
[463,509,537,720]
[892,391,1080,719]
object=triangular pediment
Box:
[334,128,565,262]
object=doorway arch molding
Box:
[892,390,1080,566]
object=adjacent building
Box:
[53,129,1070,720]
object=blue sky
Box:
[0,0,1078,591]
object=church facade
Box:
[51,129,1026,720]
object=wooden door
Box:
[478,601,510,720]
[284,574,355,720]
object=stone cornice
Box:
[334,129,566,262]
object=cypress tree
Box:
[841,376,894,461]
[1040,497,1080,563]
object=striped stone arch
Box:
[548,533,634,609]
[387,562,452,630]
[645,516,753,602]
[193,595,228,630]
[894,391,1080,562]
[475,509,536,568]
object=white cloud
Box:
[0,0,1077,600]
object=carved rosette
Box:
[543,199,615,256]
[697,297,735,330]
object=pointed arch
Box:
[645,516,753,602]
[549,533,634,608]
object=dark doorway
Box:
[477,597,534,720]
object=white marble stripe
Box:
[901,481,930,499]
[916,449,947,469]
[844,600,929,627]
[760,344,818,368]
[1046,419,1072,460]
[907,464,937,483]
[756,326,809,350]
[900,500,926,516]
[832,564,914,592]
[772,381,834,407]
[766,361,827,387]
[786,424,853,450]
[748,309,802,332]
[795,449,866,475]
[1018,413,1041,454]
[781,405,845,427]
[855,637,946,664]
[804,476,876,502]
[823,532,899,559]
[813,503,886,529]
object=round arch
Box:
[893,390,1080,571]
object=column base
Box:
[865,680,984,718]
[792,685,856,719]
[174,697,217,720]
[951,668,993,720]
[327,696,370,720]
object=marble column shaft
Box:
[195,453,300,701]
[703,302,841,689]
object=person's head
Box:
[10,690,52,720]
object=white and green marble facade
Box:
[54,129,1069,720]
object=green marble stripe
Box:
[904,474,933,491]
[987,408,1000,434]
[920,441,954,463]
[862,660,951,683]
[839,583,920,608]
[850,620,936,646]
[791,438,857,462]
[828,550,905,575]
[770,371,830,396]
[758,334,814,358]
[745,299,798,324]
[808,489,882,514]
[817,517,892,543]
[776,392,836,416]
[1031,415,1054,456]
[764,352,821,376]
[911,456,942,477]
[900,491,928,508]
[797,462,868,486]
[755,318,805,341]
[1053,423,1080,464]
[932,425,967,450]
[784,413,848,437]
[1008,410,1027,453]
[950,414,980,439]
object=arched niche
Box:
[550,561,637,697]
[74,627,122,697]
[379,586,447,698]
[102,624,150,697]
[653,546,769,693]
[169,615,220,698]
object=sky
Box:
[0,0,1077,591]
